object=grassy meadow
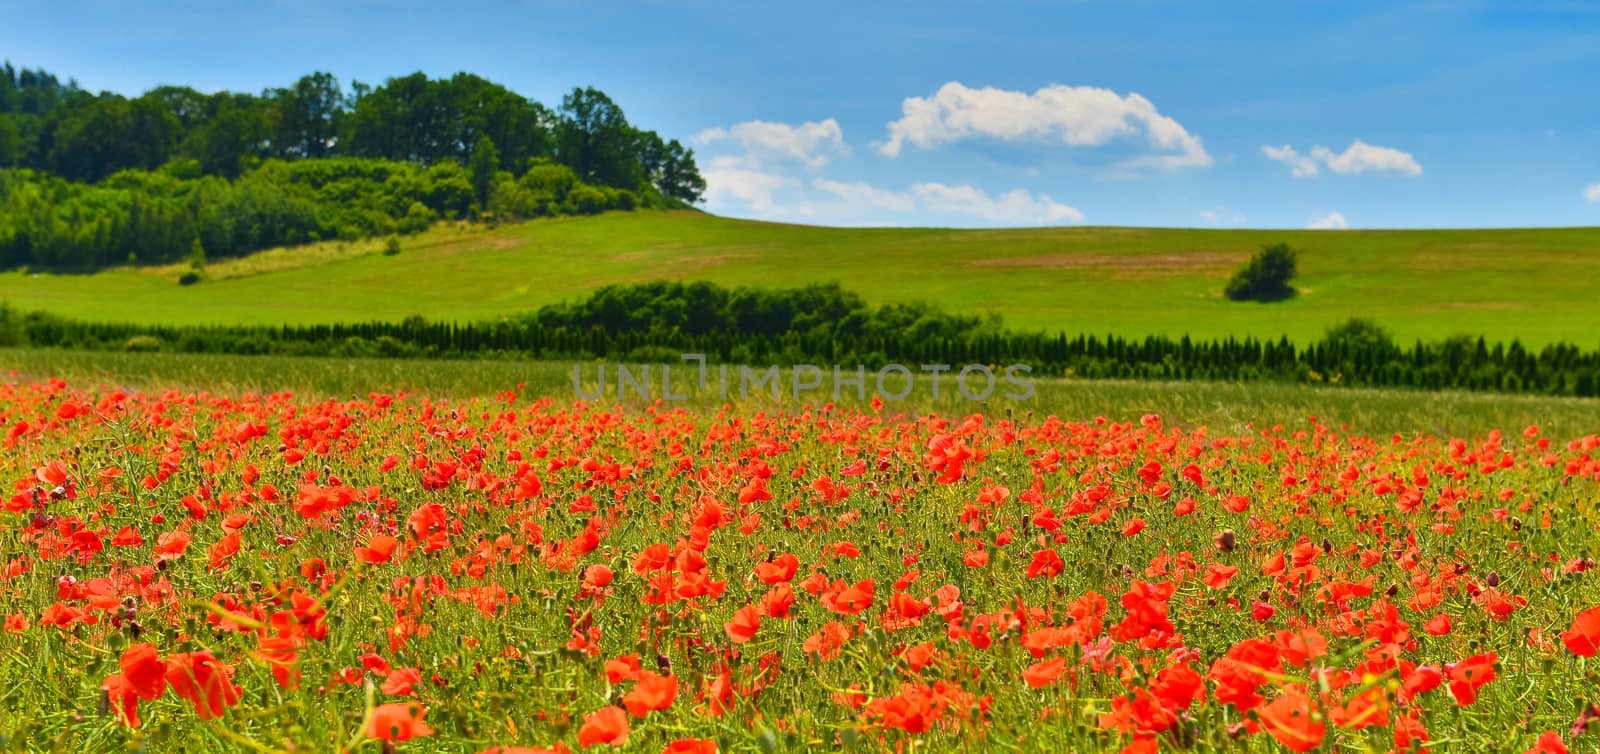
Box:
[3,211,1600,346]
[5,348,1596,439]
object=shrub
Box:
[178,271,201,286]
[1225,242,1299,302]
[0,302,25,347]
[384,236,402,256]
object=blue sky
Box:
[7,0,1600,228]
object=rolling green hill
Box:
[4,210,1599,346]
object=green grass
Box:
[6,349,1596,439]
[4,210,1600,345]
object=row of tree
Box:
[527,281,1004,340]
[5,282,1600,397]
[0,62,704,200]
[0,157,657,270]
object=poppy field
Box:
[4,374,1600,753]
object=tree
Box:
[0,116,18,166]
[1224,242,1299,302]
[48,95,180,180]
[637,131,704,204]
[556,87,639,189]
[189,237,207,272]
[270,72,343,158]
[468,134,499,210]
[179,93,270,177]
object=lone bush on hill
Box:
[1225,242,1299,302]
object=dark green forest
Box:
[0,63,705,270]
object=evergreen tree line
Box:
[3,282,1599,397]
[0,63,705,270]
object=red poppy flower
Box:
[368,702,435,742]
[1561,607,1600,656]
[164,651,241,721]
[724,604,761,644]
[622,672,678,717]
[577,706,630,747]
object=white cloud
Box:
[1264,140,1421,177]
[1585,182,1600,202]
[1261,145,1319,178]
[707,174,1082,227]
[1311,141,1422,176]
[811,179,916,212]
[694,119,848,168]
[911,182,1084,224]
[1308,211,1349,230]
[877,81,1212,170]
[701,158,799,213]
[1200,206,1247,226]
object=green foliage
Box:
[0,61,704,205]
[177,271,200,286]
[188,237,206,271]
[1321,318,1398,356]
[557,87,639,190]
[468,134,499,210]
[1225,242,1299,302]
[0,301,24,347]
[0,156,642,270]
[0,116,18,166]
[530,280,995,341]
[384,236,401,256]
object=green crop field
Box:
[4,210,1600,346]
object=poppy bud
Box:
[1321,538,1332,554]
[1215,530,1236,552]
[1385,583,1399,597]
[1511,517,1522,531]
[1486,571,1500,587]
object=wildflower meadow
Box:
[3,376,1600,753]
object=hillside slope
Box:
[4,210,1599,345]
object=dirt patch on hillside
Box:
[966,251,1246,278]
[437,234,522,252]
[611,248,756,276]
